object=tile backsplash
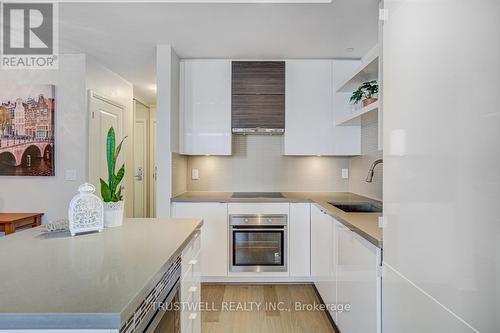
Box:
[185,135,350,192]
[349,111,383,200]
[172,112,382,200]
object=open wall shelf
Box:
[335,101,379,126]
[335,46,379,93]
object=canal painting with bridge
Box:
[0,85,55,176]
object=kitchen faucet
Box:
[365,159,383,183]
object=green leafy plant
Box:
[100,127,127,202]
[349,80,379,104]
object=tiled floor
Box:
[201,284,336,333]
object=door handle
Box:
[135,166,143,181]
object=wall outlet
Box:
[65,169,77,181]
[341,168,349,179]
[191,168,199,180]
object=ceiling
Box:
[59,0,379,104]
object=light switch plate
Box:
[341,168,349,179]
[65,169,77,181]
[191,168,199,180]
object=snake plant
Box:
[100,127,126,202]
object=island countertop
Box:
[0,218,203,330]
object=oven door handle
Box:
[232,228,286,231]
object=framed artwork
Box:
[0,84,55,176]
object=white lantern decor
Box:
[68,183,104,236]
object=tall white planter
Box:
[103,201,124,228]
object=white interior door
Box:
[149,106,157,217]
[89,91,125,195]
[133,100,150,218]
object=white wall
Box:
[85,57,134,217]
[383,1,500,332]
[156,45,180,217]
[0,54,136,232]
[0,54,87,224]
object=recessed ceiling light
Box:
[346,48,355,53]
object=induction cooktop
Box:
[231,192,284,199]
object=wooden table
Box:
[0,213,43,235]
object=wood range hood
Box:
[231,61,285,134]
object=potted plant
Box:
[350,80,379,107]
[100,127,127,228]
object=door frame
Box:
[133,98,150,217]
[88,90,126,189]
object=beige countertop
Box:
[172,191,382,248]
[0,218,203,330]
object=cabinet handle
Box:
[189,286,198,293]
[189,259,198,266]
[189,313,198,320]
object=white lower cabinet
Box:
[311,204,381,332]
[311,205,337,320]
[311,204,333,277]
[289,203,311,277]
[172,202,228,277]
[336,223,381,333]
[181,231,201,333]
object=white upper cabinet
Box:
[179,59,232,155]
[284,60,360,156]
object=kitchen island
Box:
[0,218,203,331]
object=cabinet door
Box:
[231,61,285,95]
[311,204,332,277]
[289,203,311,277]
[179,60,231,155]
[311,204,338,324]
[284,60,360,156]
[336,223,380,333]
[173,202,228,277]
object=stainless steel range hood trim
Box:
[232,128,285,135]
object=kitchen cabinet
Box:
[231,61,285,131]
[179,59,232,155]
[311,204,337,322]
[336,222,381,333]
[311,204,332,277]
[232,61,285,95]
[311,204,381,331]
[289,203,311,277]
[172,202,228,277]
[283,60,361,156]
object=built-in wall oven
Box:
[229,214,288,272]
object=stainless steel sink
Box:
[328,202,382,213]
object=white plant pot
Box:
[103,201,124,228]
